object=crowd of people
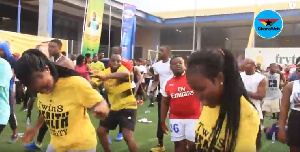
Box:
[1,38,300,152]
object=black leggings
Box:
[26,98,35,119]
[9,114,17,130]
[15,81,24,104]
[23,89,32,109]
[9,91,17,130]
[0,125,6,134]
[37,122,48,143]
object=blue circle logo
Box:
[254,10,283,39]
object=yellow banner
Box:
[247,5,260,48]
[0,30,68,58]
[81,0,104,55]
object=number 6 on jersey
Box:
[170,124,179,133]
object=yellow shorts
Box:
[262,99,280,113]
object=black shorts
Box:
[288,109,300,147]
[100,109,137,131]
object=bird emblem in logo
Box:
[258,19,279,27]
[254,10,283,39]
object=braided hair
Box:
[14,49,79,87]
[187,48,261,151]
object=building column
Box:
[77,21,84,55]
[196,26,201,50]
[225,40,231,50]
[38,0,53,37]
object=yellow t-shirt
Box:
[92,65,136,111]
[37,76,103,152]
[90,61,105,73]
[195,96,260,152]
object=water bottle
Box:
[272,132,276,143]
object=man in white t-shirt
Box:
[263,63,285,120]
[150,46,173,152]
[240,58,266,127]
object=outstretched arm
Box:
[23,114,45,143]
[95,71,130,81]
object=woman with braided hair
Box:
[186,49,261,152]
[15,49,109,152]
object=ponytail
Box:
[187,48,261,151]
[208,49,241,151]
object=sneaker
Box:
[26,117,31,128]
[8,134,18,143]
[108,136,112,145]
[24,141,42,150]
[148,103,154,107]
[137,100,143,105]
[20,107,27,111]
[115,133,123,142]
[150,145,165,152]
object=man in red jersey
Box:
[161,56,201,152]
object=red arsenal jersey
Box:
[162,73,201,119]
[122,57,133,72]
[108,57,133,72]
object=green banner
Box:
[81,0,104,55]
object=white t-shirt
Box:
[240,72,265,119]
[145,65,152,78]
[137,65,147,74]
[241,72,265,93]
[265,72,281,100]
[152,59,173,93]
[290,80,300,111]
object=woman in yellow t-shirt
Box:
[14,49,109,152]
[186,49,261,152]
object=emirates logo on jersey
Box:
[170,87,194,99]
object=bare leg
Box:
[174,141,187,152]
[186,140,196,152]
[290,146,300,152]
[262,111,266,124]
[122,128,138,152]
[97,127,111,152]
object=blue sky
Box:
[116,0,292,13]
